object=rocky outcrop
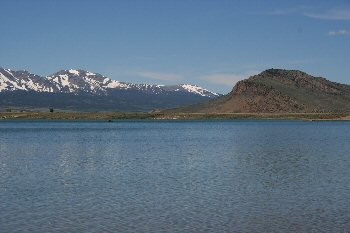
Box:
[175,69,350,113]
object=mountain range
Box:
[172,69,350,113]
[3,68,349,114]
[0,68,219,111]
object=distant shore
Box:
[1,112,350,121]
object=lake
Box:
[1,120,350,232]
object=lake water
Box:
[1,120,350,232]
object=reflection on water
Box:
[1,120,350,232]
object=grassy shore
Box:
[1,111,350,121]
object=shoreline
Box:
[1,112,349,121]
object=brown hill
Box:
[173,69,350,113]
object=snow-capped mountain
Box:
[0,68,219,97]
[0,68,220,111]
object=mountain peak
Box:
[53,69,100,77]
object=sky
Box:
[0,0,349,94]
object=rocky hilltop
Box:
[175,69,350,113]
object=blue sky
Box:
[0,0,349,94]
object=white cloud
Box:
[268,6,312,16]
[135,71,183,81]
[305,8,350,20]
[200,71,258,87]
[328,29,350,36]
[270,6,350,20]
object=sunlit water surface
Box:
[1,120,350,232]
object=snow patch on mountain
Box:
[0,71,26,91]
[104,79,129,89]
[181,84,219,97]
[0,73,9,91]
[68,69,80,75]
